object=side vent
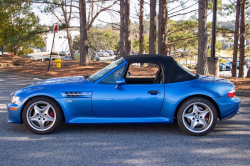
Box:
[61,92,91,98]
[65,92,84,97]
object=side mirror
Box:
[115,78,125,89]
[126,71,130,78]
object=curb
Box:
[0,71,249,97]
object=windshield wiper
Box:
[84,75,90,80]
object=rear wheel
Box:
[177,97,218,136]
[22,97,62,134]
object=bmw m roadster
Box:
[7,54,240,136]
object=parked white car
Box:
[100,51,109,57]
[105,50,114,56]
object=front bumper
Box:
[6,102,23,124]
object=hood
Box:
[13,76,94,98]
[30,76,91,86]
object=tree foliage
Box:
[0,0,45,55]
[168,20,198,51]
[73,28,119,52]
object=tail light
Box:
[227,89,235,98]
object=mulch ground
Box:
[1,55,250,91]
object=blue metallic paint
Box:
[66,117,173,124]
[7,58,240,126]
[92,84,165,117]
[159,76,239,119]
[212,96,240,119]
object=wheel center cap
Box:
[40,115,44,118]
[195,115,199,119]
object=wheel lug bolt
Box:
[193,118,195,120]
[200,116,202,118]
[197,120,199,122]
[193,113,195,115]
[43,118,45,120]
[38,118,40,120]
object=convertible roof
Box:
[123,54,198,83]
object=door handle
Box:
[148,90,160,94]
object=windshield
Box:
[88,58,124,82]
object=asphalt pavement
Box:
[0,73,250,166]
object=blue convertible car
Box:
[7,54,240,136]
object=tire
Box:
[22,97,62,134]
[177,97,218,136]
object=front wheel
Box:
[177,97,218,136]
[22,97,62,134]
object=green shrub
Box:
[51,52,58,55]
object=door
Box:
[92,62,165,117]
[92,84,164,117]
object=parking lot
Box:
[0,73,250,165]
[219,67,249,77]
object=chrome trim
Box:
[61,92,92,97]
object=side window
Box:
[99,65,125,84]
[127,63,159,78]
[126,63,163,84]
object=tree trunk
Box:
[139,0,144,54]
[61,0,74,60]
[149,0,156,54]
[66,28,75,60]
[238,0,245,78]
[119,0,125,57]
[1,45,3,56]
[158,0,168,55]
[163,3,168,56]
[232,0,241,77]
[79,0,89,66]
[13,45,17,56]
[124,0,131,56]
[197,0,208,75]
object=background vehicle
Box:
[220,63,232,71]
[219,63,226,71]
[225,61,239,69]
[3,53,14,56]
[105,50,115,56]
[245,59,250,68]
[62,55,72,60]
[100,50,109,57]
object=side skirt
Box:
[65,117,174,124]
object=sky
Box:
[33,0,236,28]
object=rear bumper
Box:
[213,96,241,120]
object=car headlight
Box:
[10,92,19,104]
